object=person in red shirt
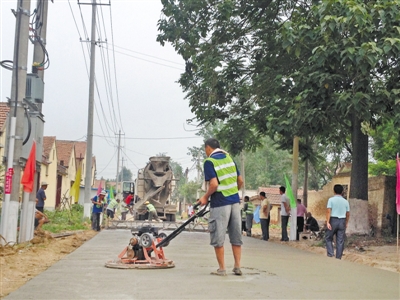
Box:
[125,192,133,206]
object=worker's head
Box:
[116,198,120,202]
[204,138,220,157]
[279,186,285,195]
[145,201,150,205]
[259,192,266,199]
[41,181,48,189]
[297,199,301,204]
[333,184,344,195]
[244,196,250,202]
[99,190,107,198]
[306,212,312,218]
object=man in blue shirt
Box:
[91,190,107,231]
[325,184,350,259]
[36,182,48,212]
[198,138,244,276]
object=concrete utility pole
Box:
[240,151,245,199]
[20,0,50,243]
[0,0,32,245]
[290,136,299,241]
[115,130,123,193]
[83,0,97,219]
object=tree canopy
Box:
[158,0,400,200]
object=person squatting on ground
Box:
[145,201,162,222]
[91,190,107,231]
[198,138,244,276]
[34,209,49,230]
[296,199,307,240]
[279,186,290,241]
[36,181,48,213]
[243,196,254,237]
[325,184,350,259]
[259,192,271,241]
[305,212,319,232]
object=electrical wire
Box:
[93,134,203,140]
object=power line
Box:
[93,134,203,140]
[100,45,185,71]
[112,44,183,66]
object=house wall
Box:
[306,174,396,236]
[40,143,58,210]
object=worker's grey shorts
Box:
[208,203,243,247]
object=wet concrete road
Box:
[5,230,400,299]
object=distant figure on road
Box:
[197,138,243,276]
[296,199,307,240]
[243,196,254,237]
[36,181,48,213]
[259,192,271,241]
[91,190,106,231]
[325,184,350,259]
[279,186,290,241]
[188,204,194,217]
[305,212,319,232]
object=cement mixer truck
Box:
[123,156,177,222]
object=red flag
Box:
[396,153,400,214]
[21,141,36,193]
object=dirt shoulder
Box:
[0,230,97,298]
[252,227,400,273]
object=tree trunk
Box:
[303,158,308,207]
[349,114,369,200]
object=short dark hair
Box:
[259,192,266,197]
[297,199,301,203]
[244,196,250,201]
[204,138,220,149]
[279,186,286,193]
[333,184,344,195]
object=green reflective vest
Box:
[205,154,239,197]
[245,202,254,214]
[146,203,156,212]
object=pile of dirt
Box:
[0,230,97,298]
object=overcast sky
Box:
[1,0,203,180]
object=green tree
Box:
[158,0,400,200]
[369,120,400,176]
[117,166,133,182]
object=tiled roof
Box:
[55,140,75,167]
[250,186,304,205]
[43,136,56,158]
[74,141,86,161]
[0,102,10,131]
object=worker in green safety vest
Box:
[197,138,244,277]
[145,201,162,222]
[243,196,254,236]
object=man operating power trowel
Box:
[197,138,244,276]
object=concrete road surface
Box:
[5,230,400,299]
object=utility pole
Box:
[83,0,97,219]
[115,130,123,193]
[290,136,299,241]
[0,0,32,245]
[240,151,245,198]
[20,0,50,243]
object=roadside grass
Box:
[42,204,90,233]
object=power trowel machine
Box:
[105,203,208,269]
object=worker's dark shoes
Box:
[210,269,227,276]
[232,267,242,276]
